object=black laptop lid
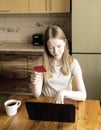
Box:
[25,102,75,123]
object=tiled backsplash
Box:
[0,13,71,43]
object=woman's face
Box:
[47,38,65,60]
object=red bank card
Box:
[33,65,47,72]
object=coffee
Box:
[7,102,16,106]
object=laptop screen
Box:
[25,102,75,123]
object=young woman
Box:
[30,25,87,104]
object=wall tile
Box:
[0,14,71,43]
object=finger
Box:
[31,77,41,84]
[31,72,42,80]
[35,71,42,75]
[55,97,64,104]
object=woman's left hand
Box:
[54,90,65,104]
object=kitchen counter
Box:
[0,42,44,52]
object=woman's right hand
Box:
[30,71,43,97]
[31,71,43,85]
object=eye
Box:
[48,47,53,50]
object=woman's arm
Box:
[29,71,43,98]
[54,59,87,104]
[54,75,87,104]
[61,75,86,101]
[69,58,87,101]
[71,74,87,100]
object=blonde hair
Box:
[43,25,73,82]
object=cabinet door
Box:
[30,0,48,13]
[0,53,29,94]
[50,0,70,13]
[30,0,70,13]
[0,0,28,14]
[73,54,101,100]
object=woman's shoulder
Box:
[70,56,81,68]
[72,57,79,64]
[71,57,82,74]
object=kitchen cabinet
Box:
[30,0,70,13]
[0,0,28,14]
[0,52,43,94]
[0,52,29,94]
[73,54,101,100]
[50,0,70,13]
[0,0,70,14]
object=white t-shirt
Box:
[42,59,82,97]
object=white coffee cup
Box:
[4,99,21,116]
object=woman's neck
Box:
[55,60,62,66]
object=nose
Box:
[54,47,58,55]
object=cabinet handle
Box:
[45,0,48,11]
[0,10,10,12]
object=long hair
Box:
[43,25,73,82]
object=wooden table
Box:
[0,94,101,130]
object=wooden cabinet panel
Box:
[0,53,29,94]
[30,0,70,13]
[0,52,43,94]
[0,0,70,14]
[28,53,43,70]
[30,0,47,13]
[0,69,29,93]
[0,0,28,14]
[50,0,70,13]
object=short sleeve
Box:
[71,59,82,77]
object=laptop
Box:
[25,102,75,123]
